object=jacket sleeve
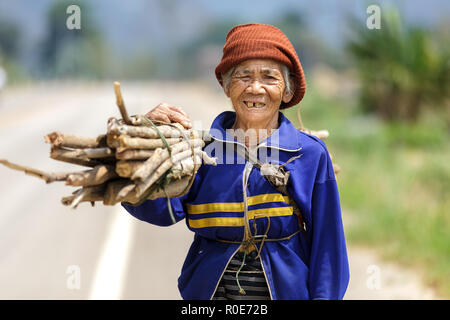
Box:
[121,167,203,226]
[121,195,188,227]
[308,176,350,299]
[121,156,206,227]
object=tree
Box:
[40,0,109,79]
[346,7,450,122]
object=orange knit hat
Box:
[215,23,306,109]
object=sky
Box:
[0,0,448,67]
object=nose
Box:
[245,79,265,95]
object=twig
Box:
[50,146,101,167]
[130,139,204,182]
[103,179,135,205]
[0,159,71,183]
[107,118,185,139]
[115,149,154,160]
[114,82,132,125]
[65,164,118,186]
[45,132,104,149]
[68,185,106,209]
[147,176,191,200]
[115,160,145,178]
[117,136,183,151]
[61,187,105,206]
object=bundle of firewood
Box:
[0,82,216,209]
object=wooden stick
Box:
[67,185,106,208]
[310,130,329,140]
[132,148,165,182]
[0,159,71,183]
[133,146,203,197]
[96,134,108,147]
[134,140,212,198]
[298,128,329,140]
[106,133,120,149]
[103,179,135,205]
[200,150,217,166]
[45,132,104,149]
[333,163,341,175]
[115,149,154,160]
[134,157,174,198]
[50,146,114,159]
[117,136,183,151]
[171,154,202,179]
[50,146,101,167]
[61,187,104,206]
[81,147,114,158]
[147,176,192,200]
[117,183,137,202]
[115,160,145,178]
[131,139,205,182]
[107,118,185,139]
[114,82,132,125]
[126,115,188,130]
[297,106,305,131]
[65,164,118,186]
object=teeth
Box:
[245,101,265,108]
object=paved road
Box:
[0,82,438,299]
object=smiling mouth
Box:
[244,101,266,108]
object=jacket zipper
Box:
[209,152,250,300]
[209,137,286,300]
[242,161,253,239]
[243,159,274,300]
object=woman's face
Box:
[224,59,293,130]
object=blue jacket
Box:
[122,111,350,300]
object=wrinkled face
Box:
[224,59,293,129]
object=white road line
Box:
[89,206,135,299]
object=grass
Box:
[283,87,450,298]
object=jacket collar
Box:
[209,111,302,151]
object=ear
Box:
[222,81,231,98]
[282,88,294,103]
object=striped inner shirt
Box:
[212,250,270,300]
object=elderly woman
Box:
[122,23,349,300]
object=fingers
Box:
[145,103,192,129]
[167,111,192,129]
[167,105,189,118]
[147,111,171,123]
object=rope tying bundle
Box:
[137,116,198,224]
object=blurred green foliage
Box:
[34,1,158,80]
[346,7,450,123]
[0,17,28,83]
[272,12,347,71]
[0,19,20,58]
[40,1,109,79]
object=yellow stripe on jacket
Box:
[188,207,293,228]
[186,193,290,215]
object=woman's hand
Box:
[145,102,192,129]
